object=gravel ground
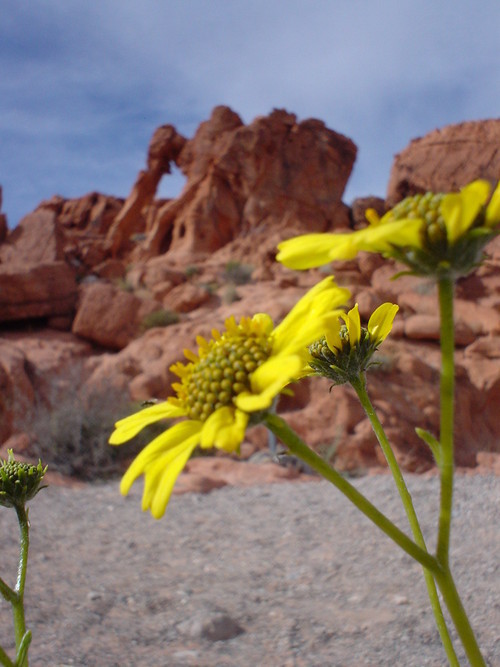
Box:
[0,473,498,667]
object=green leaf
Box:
[415,427,442,468]
[15,630,31,667]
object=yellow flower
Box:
[277,180,500,279]
[110,277,350,518]
[309,302,398,385]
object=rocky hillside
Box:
[1,108,499,478]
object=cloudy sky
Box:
[1,1,499,227]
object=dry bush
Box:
[29,377,163,480]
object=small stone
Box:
[391,594,409,605]
[200,612,245,641]
[179,611,244,642]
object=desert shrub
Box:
[141,308,180,331]
[30,385,165,480]
[113,277,135,292]
[223,261,254,285]
[222,284,241,304]
[201,281,219,294]
[184,265,201,277]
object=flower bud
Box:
[0,451,47,509]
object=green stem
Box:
[437,277,455,567]
[0,577,15,605]
[264,412,439,573]
[13,505,30,667]
[0,645,14,667]
[351,375,459,666]
[435,277,486,666]
[434,568,486,667]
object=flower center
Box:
[391,192,446,246]
[181,334,272,421]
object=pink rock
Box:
[72,281,160,350]
[0,209,64,264]
[135,106,356,260]
[0,261,77,322]
[162,282,212,313]
[2,115,500,477]
[172,456,313,497]
[387,119,500,205]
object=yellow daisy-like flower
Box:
[110,277,350,518]
[309,302,398,385]
[277,180,500,279]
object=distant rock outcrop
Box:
[0,110,499,483]
[116,105,357,262]
[386,118,500,205]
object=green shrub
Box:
[185,265,201,278]
[113,277,135,293]
[141,308,180,331]
[222,284,241,304]
[223,261,254,285]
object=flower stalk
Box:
[436,277,455,567]
[350,374,459,666]
[0,452,45,667]
[431,277,486,666]
[0,505,32,667]
[264,412,438,572]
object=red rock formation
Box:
[71,282,162,350]
[106,125,187,256]
[0,262,77,322]
[0,186,8,244]
[138,106,356,260]
[386,119,500,205]
[1,111,499,481]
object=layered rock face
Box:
[386,118,500,204]
[0,110,499,479]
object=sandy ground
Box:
[0,472,498,666]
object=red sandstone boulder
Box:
[72,281,162,350]
[0,331,94,445]
[0,261,77,322]
[0,209,64,264]
[0,341,35,443]
[162,282,212,313]
[386,119,500,205]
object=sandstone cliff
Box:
[1,110,499,481]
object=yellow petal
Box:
[119,420,202,495]
[183,349,199,363]
[250,313,275,336]
[325,324,343,352]
[143,438,199,519]
[486,181,500,228]
[365,208,381,226]
[276,233,360,269]
[273,277,350,355]
[367,303,399,343]
[357,218,424,252]
[441,180,490,243]
[342,304,361,346]
[235,354,304,413]
[200,407,249,452]
[276,234,341,269]
[109,401,186,444]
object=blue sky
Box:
[1,0,499,227]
